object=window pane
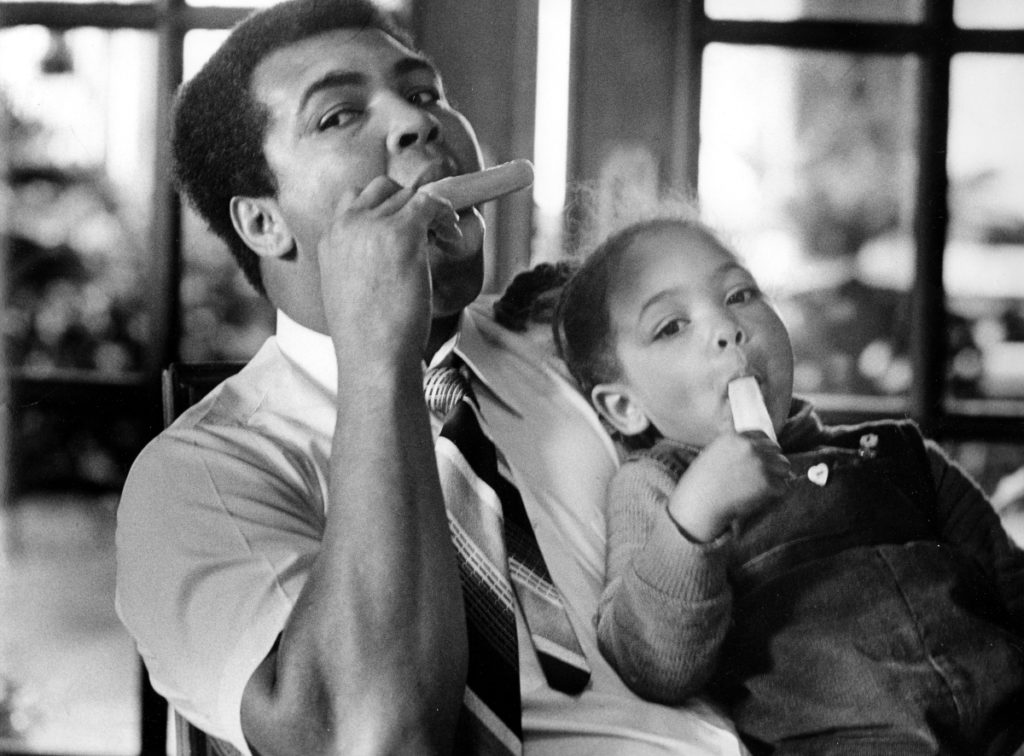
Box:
[183,28,229,81]
[1,26,157,491]
[705,0,923,23]
[955,0,1024,29]
[1,26,155,376]
[699,45,919,398]
[947,54,1024,401]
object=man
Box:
[115,1,746,753]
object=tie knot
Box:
[424,364,470,417]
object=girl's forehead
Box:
[628,224,733,261]
[613,226,736,289]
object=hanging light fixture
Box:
[40,30,74,75]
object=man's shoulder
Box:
[123,338,331,501]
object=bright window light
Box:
[533,0,571,218]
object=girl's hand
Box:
[667,432,791,542]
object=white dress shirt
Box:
[116,302,746,755]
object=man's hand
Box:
[668,432,791,542]
[316,176,461,359]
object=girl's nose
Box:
[713,318,746,350]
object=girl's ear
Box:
[591,383,651,436]
[229,195,294,259]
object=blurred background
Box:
[1,0,1023,753]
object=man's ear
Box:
[591,383,651,436]
[229,196,293,259]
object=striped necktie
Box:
[425,362,590,754]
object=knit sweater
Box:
[597,399,1024,751]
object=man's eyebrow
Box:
[297,57,440,115]
[393,55,440,80]
[298,71,366,114]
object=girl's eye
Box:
[654,318,686,340]
[726,286,759,306]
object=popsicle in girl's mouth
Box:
[728,376,777,443]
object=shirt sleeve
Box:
[926,439,1024,631]
[596,457,732,705]
[115,416,324,753]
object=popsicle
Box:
[728,376,777,443]
[419,159,534,210]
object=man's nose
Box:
[385,98,440,153]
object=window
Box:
[564,0,1024,444]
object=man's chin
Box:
[431,249,485,318]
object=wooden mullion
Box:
[954,28,1024,54]
[0,2,156,29]
[0,2,252,30]
[907,0,953,435]
[702,18,929,53]
[703,18,1024,55]
[145,0,185,380]
[669,0,704,194]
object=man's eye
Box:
[654,319,686,340]
[317,106,361,131]
[408,87,441,106]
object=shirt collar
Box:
[276,308,482,395]
[275,310,338,393]
[452,304,514,404]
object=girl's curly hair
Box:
[492,260,580,333]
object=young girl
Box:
[554,216,1024,754]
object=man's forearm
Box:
[243,359,467,754]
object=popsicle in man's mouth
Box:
[728,376,777,443]
[419,159,534,210]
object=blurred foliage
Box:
[4,166,148,375]
[786,57,912,260]
[2,87,272,494]
[773,56,996,400]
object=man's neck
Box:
[424,312,461,363]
